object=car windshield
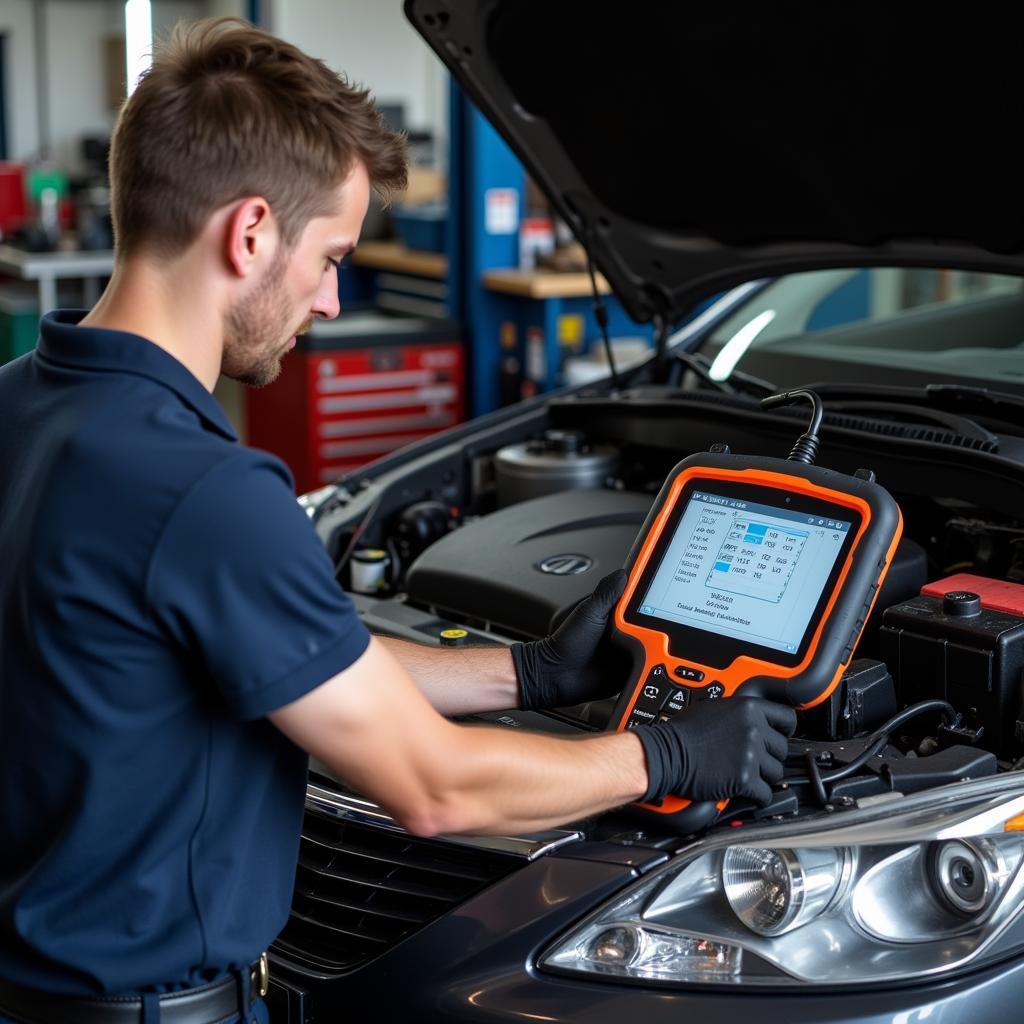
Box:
[698,268,1024,392]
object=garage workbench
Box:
[0,244,114,314]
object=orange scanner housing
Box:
[609,452,903,822]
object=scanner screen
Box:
[637,490,852,655]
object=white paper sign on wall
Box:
[485,188,519,235]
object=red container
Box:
[246,311,465,494]
[0,163,27,236]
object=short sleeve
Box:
[147,452,370,719]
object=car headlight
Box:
[540,779,1024,986]
[722,844,849,936]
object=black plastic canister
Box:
[879,591,1024,760]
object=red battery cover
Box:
[921,574,1024,617]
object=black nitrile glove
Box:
[636,697,797,806]
[512,569,629,710]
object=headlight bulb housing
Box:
[929,839,1006,918]
[722,846,848,936]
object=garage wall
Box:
[268,0,448,164]
[0,0,241,169]
[43,1,124,172]
[0,0,39,162]
[0,0,443,170]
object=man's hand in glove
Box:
[636,697,798,806]
[512,569,629,711]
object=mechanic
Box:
[0,18,796,1024]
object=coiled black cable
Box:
[783,699,958,802]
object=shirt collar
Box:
[36,310,239,442]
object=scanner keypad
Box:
[626,665,697,729]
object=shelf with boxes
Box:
[341,164,451,320]
[346,239,450,320]
[479,269,653,402]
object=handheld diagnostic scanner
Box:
[609,390,903,830]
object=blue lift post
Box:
[449,86,522,416]
[448,83,654,417]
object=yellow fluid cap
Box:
[353,548,388,561]
[440,628,469,646]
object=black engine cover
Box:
[405,490,651,638]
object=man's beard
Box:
[222,252,313,388]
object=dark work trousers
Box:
[0,958,269,1022]
[0,990,268,1024]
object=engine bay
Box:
[311,383,1024,836]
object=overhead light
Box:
[125,0,153,97]
[708,309,776,381]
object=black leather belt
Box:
[0,953,268,1024]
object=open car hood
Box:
[405,0,1024,324]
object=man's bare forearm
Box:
[378,635,520,715]
[271,638,652,837]
[421,724,650,835]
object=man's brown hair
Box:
[110,18,408,259]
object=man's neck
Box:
[80,253,225,392]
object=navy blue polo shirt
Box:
[0,311,370,995]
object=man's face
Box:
[222,161,371,387]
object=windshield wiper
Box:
[806,382,1024,436]
[925,383,1024,421]
[673,350,776,397]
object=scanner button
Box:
[699,682,726,700]
[628,707,658,727]
[673,665,705,682]
[664,688,690,714]
[635,665,670,710]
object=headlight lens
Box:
[577,924,742,979]
[722,846,847,936]
[541,783,1024,986]
[930,839,1004,917]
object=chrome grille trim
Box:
[305,781,583,860]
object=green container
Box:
[0,284,40,364]
[27,167,68,204]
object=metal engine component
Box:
[494,429,619,508]
[405,489,650,638]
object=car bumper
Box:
[268,852,1024,1021]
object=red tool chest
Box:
[245,311,465,494]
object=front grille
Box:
[272,806,523,975]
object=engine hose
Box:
[782,699,958,797]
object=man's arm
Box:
[270,637,647,836]
[270,636,796,837]
[378,636,520,716]
[377,568,630,716]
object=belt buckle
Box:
[252,951,269,998]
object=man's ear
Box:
[224,196,277,278]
